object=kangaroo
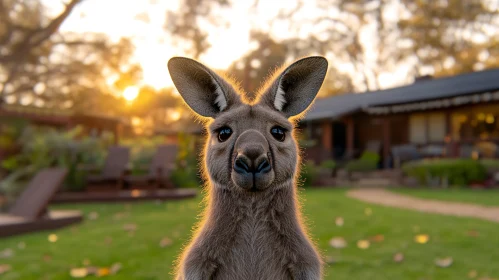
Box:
[168,56,328,280]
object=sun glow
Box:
[123,86,139,101]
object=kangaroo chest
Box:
[213,207,294,280]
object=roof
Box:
[0,104,129,128]
[304,67,499,122]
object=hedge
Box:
[402,159,487,186]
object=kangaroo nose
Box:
[234,151,271,175]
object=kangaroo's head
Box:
[168,57,327,192]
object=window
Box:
[409,113,447,144]
[409,114,426,144]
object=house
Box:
[300,68,499,168]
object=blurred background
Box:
[1,0,499,279]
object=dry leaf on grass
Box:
[335,217,344,227]
[48,234,58,243]
[324,256,336,264]
[110,263,122,274]
[97,267,110,277]
[88,212,99,220]
[104,236,113,246]
[123,223,137,232]
[357,240,370,249]
[159,237,173,248]
[435,257,453,268]
[0,249,13,259]
[414,234,430,244]
[70,267,88,278]
[393,252,404,263]
[0,264,11,275]
[329,237,347,249]
[364,208,372,216]
[369,234,385,242]
[467,230,480,237]
[43,254,52,262]
[468,270,478,278]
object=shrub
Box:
[480,159,499,173]
[171,133,202,188]
[402,159,487,187]
[299,160,318,188]
[1,125,107,192]
[320,159,336,170]
[345,151,380,173]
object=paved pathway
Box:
[347,188,499,223]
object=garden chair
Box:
[124,144,178,190]
[391,144,422,168]
[0,168,83,237]
[85,146,130,191]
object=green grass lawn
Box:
[1,188,499,279]
[391,188,499,207]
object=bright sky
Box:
[44,0,417,92]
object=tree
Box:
[287,0,499,90]
[228,31,354,99]
[0,0,142,114]
[165,0,230,59]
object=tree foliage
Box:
[0,0,142,114]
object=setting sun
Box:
[123,86,139,101]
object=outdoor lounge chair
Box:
[124,145,178,190]
[0,168,83,238]
[85,146,130,191]
[391,144,422,168]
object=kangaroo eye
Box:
[217,127,232,142]
[270,126,286,142]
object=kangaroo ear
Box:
[259,56,328,117]
[168,57,241,118]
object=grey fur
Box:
[168,56,328,280]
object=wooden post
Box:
[346,117,354,155]
[114,124,122,145]
[383,118,391,169]
[321,121,332,153]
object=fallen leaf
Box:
[435,257,453,268]
[104,236,113,246]
[17,242,26,250]
[324,256,336,264]
[86,266,98,275]
[364,208,373,216]
[369,234,385,242]
[110,263,122,274]
[97,267,110,277]
[82,259,91,266]
[88,212,99,220]
[329,237,347,249]
[113,212,127,220]
[159,237,173,248]
[0,249,13,259]
[0,264,11,275]
[123,223,137,232]
[43,254,52,262]
[393,252,404,263]
[48,234,58,243]
[467,230,480,237]
[70,267,88,278]
[468,270,478,278]
[414,234,430,244]
[357,240,370,249]
[335,217,344,227]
